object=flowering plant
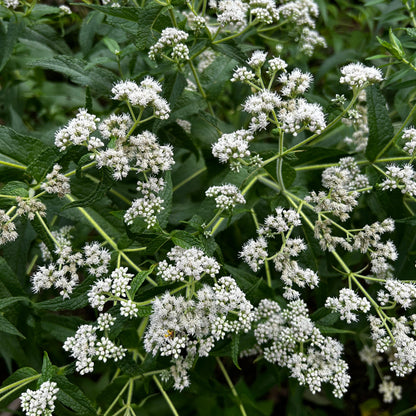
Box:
[1,0,416,414]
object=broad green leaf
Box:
[62,168,115,210]
[0,126,49,170]
[0,258,25,296]
[26,147,61,182]
[0,314,25,338]
[34,276,95,311]
[79,11,104,55]
[0,181,28,202]
[54,375,96,416]
[28,56,117,95]
[21,24,72,55]
[0,21,23,71]
[211,41,247,64]
[365,85,394,162]
[0,367,38,404]
[170,230,202,249]
[0,296,29,310]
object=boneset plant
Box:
[1,0,416,414]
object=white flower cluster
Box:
[249,0,278,24]
[232,52,326,136]
[149,28,189,61]
[325,288,371,323]
[32,240,110,298]
[55,108,102,151]
[241,208,317,298]
[130,131,174,174]
[380,164,416,196]
[340,62,383,89]
[63,324,126,374]
[402,126,416,155]
[158,246,220,282]
[306,157,369,222]
[105,130,173,228]
[254,298,350,398]
[276,0,319,28]
[298,27,326,56]
[211,129,256,171]
[205,184,246,210]
[377,278,416,309]
[111,77,170,119]
[15,197,46,220]
[368,315,416,379]
[216,0,249,28]
[241,207,301,273]
[40,164,71,197]
[144,276,254,389]
[0,209,18,246]
[378,376,402,403]
[2,0,19,8]
[359,344,382,366]
[98,113,133,140]
[88,267,137,318]
[279,68,313,97]
[20,381,59,416]
[343,90,369,152]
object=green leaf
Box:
[79,11,104,55]
[62,168,115,210]
[28,56,117,95]
[0,126,49,170]
[365,85,394,162]
[157,171,173,228]
[31,215,56,258]
[54,375,96,416]
[211,41,246,64]
[21,24,72,55]
[0,296,29,310]
[231,333,241,370]
[39,352,56,385]
[170,230,202,249]
[0,181,28,200]
[0,258,24,296]
[317,325,355,335]
[0,314,25,338]
[102,37,120,54]
[34,276,95,311]
[136,305,153,317]
[0,21,23,71]
[26,147,61,182]
[0,367,38,405]
[130,269,152,296]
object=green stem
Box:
[152,376,180,416]
[103,380,130,416]
[173,167,207,192]
[35,212,60,247]
[0,160,26,170]
[188,60,215,116]
[212,24,253,44]
[216,358,247,416]
[0,374,39,395]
